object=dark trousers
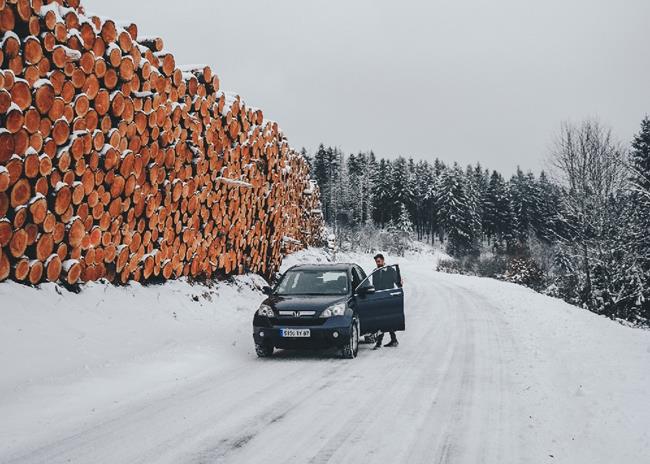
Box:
[375,331,397,346]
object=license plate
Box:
[281,328,311,338]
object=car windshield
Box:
[275,270,349,296]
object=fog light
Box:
[259,331,265,337]
[332,331,339,338]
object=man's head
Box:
[374,253,385,268]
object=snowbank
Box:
[0,275,267,398]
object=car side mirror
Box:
[262,286,273,295]
[356,284,375,295]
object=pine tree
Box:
[626,117,650,322]
[312,144,331,222]
[371,158,392,226]
[362,151,377,224]
[312,144,328,189]
[436,164,480,257]
[300,147,312,170]
[389,157,413,223]
[631,116,650,193]
[509,167,537,242]
[347,153,363,224]
[533,171,560,242]
[412,160,435,241]
[326,147,342,224]
[483,171,516,249]
[393,202,414,233]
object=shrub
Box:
[437,258,465,274]
[502,257,546,290]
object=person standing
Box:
[372,253,402,349]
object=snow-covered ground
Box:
[1,249,649,463]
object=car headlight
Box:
[257,304,274,317]
[321,303,346,318]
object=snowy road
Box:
[1,253,649,463]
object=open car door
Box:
[355,265,405,334]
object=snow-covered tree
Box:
[389,156,413,223]
[483,170,516,249]
[509,167,540,242]
[436,164,480,257]
[371,158,392,226]
[393,202,414,233]
[624,117,650,322]
[550,119,627,314]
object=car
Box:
[252,263,405,359]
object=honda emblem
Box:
[293,311,301,317]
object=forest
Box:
[305,118,650,326]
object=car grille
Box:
[271,317,326,327]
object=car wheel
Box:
[255,341,274,358]
[341,318,359,359]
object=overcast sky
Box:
[84,0,650,175]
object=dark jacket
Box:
[373,267,398,291]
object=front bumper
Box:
[253,315,352,349]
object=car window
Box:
[351,268,361,289]
[276,269,349,295]
[355,266,367,280]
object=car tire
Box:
[255,341,274,358]
[341,318,359,359]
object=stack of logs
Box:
[0,0,324,285]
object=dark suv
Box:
[252,263,404,359]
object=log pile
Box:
[0,0,323,285]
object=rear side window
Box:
[351,268,362,289]
[355,266,367,280]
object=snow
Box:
[137,56,151,70]
[67,28,81,41]
[215,177,253,188]
[38,3,62,19]
[65,215,80,226]
[61,259,78,272]
[281,236,301,245]
[133,90,154,98]
[178,64,209,72]
[0,250,648,463]
[107,43,121,56]
[99,144,113,155]
[137,35,161,42]
[28,193,45,204]
[0,31,19,45]
[38,3,77,23]
[7,102,21,113]
[153,50,172,59]
[53,45,82,61]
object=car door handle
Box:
[389,291,401,296]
